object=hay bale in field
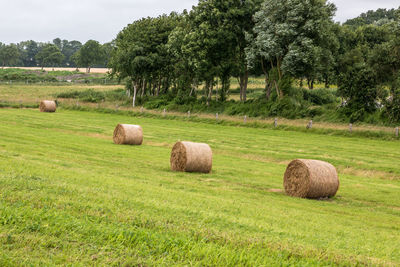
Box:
[283,159,339,199]
[113,124,143,145]
[39,100,56,112]
[170,141,212,173]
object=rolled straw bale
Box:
[39,100,56,112]
[113,124,143,145]
[283,159,339,199]
[170,141,212,173]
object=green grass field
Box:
[0,108,399,266]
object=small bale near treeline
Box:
[113,124,143,145]
[170,141,212,173]
[39,100,56,112]
[284,159,339,199]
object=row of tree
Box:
[109,0,400,122]
[0,38,112,72]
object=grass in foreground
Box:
[0,108,399,266]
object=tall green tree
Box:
[337,63,379,122]
[0,44,20,67]
[102,41,115,67]
[109,13,180,106]
[35,44,64,69]
[247,0,336,96]
[369,18,400,122]
[74,40,104,73]
[61,40,82,67]
[17,40,38,67]
[181,0,262,103]
[344,7,399,27]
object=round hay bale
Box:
[283,159,339,199]
[39,100,56,112]
[113,124,143,145]
[170,141,212,173]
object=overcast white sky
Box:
[1,0,399,44]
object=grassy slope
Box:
[0,108,399,266]
[0,84,123,104]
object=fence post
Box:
[216,113,219,121]
[349,123,353,133]
[140,106,144,113]
[188,110,191,118]
[274,118,278,128]
[307,120,313,129]
[396,127,399,138]
[244,115,247,124]
[163,108,166,117]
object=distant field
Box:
[0,84,123,104]
[0,108,399,265]
[0,83,398,136]
[3,67,110,74]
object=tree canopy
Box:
[35,44,64,68]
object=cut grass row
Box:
[2,101,400,142]
[0,108,399,265]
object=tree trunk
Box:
[141,79,146,98]
[266,76,272,100]
[132,81,137,108]
[274,80,281,98]
[216,78,218,102]
[152,83,156,96]
[206,80,213,106]
[242,70,248,102]
[261,60,271,100]
[238,77,243,102]
[307,78,314,90]
[156,78,161,96]
[324,75,330,88]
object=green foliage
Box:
[344,7,400,27]
[338,64,379,122]
[247,0,337,94]
[56,89,126,103]
[383,86,400,123]
[17,40,38,67]
[35,44,64,68]
[73,40,104,72]
[0,68,58,82]
[109,13,181,107]
[59,39,82,67]
[0,43,20,67]
[301,88,337,105]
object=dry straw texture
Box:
[284,159,339,199]
[39,100,56,112]
[113,124,143,145]
[170,141,212,173]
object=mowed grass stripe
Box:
[0,108,399,265]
